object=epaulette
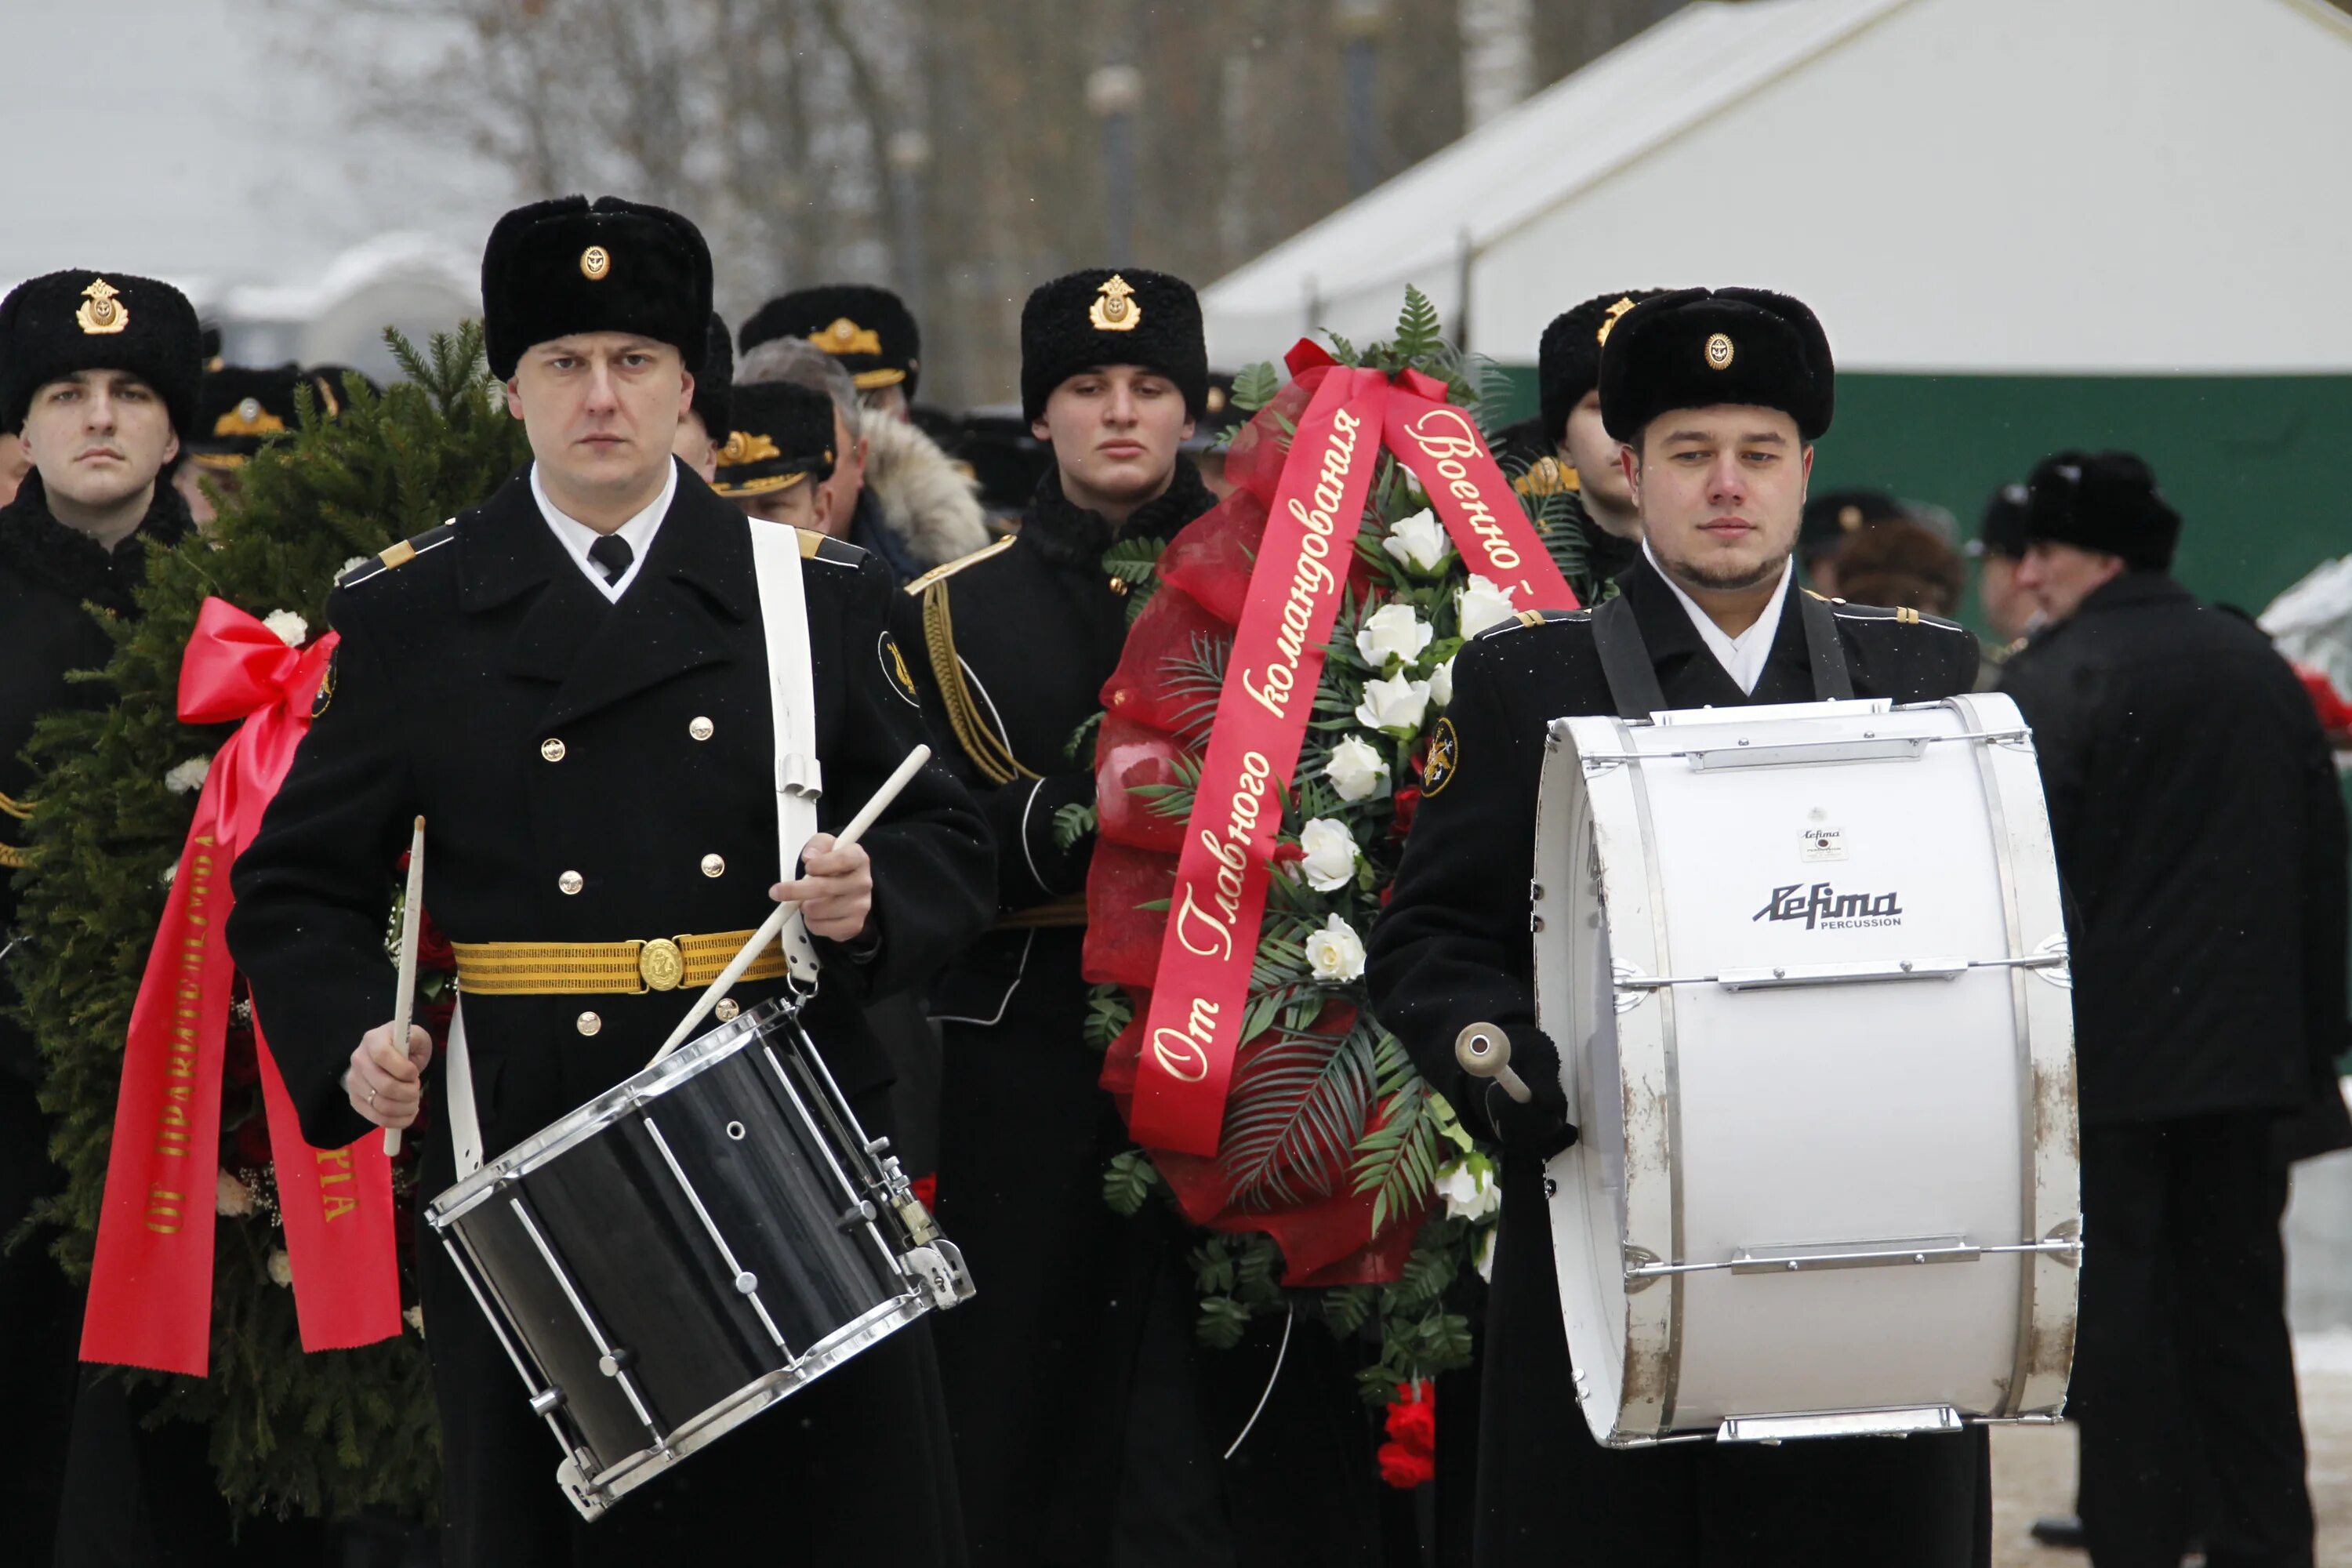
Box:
[1475,606,1590,640]
[1510,455,1578,500]
[1806,589,1966,634]
[902,534,1016,596]
[337,520,457,588]
[800,530,866,569]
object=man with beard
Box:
[227,195,991,1567]
[1497,289,1664,603]
[0,268,203,1565]
[906,268,1382,1568]
[1370,289,1990,1568]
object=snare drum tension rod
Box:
[1454,1022,1533,1105]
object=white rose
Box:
[1354,673,1431,734]
[216,1169,256,1218]
[1456,574,1519,639]
[159,862,178,887]
[1323,736,1392,804]
[339,555,372,579]
[262,608,309,648]
[1474,1225,1497,1283]
[1434,1156,1501,1223]
[163,756,212,796]
[267,1249,294,1288]
[1304,913,1367,983]
[1353,602,1434,671]
[1379,508,1450,575]
[1298,817,1360,893]
[1429,655,1456,709]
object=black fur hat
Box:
[1973,483,2031,561]
[481,195,713,381]
[0,270,203,437]
[1019,268,1207,424]
[2022,450,2180,572]
[711,380,837,499]
[692,312,733,442]
[1599,287,1834,445]
[187,362,310,470]
[1538,289,1664,448]
[740,285,920,399]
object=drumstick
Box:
[385,816,426,1156]
[1454,1021,1533,1105]
[648,744,931,1067]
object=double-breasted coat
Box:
[227,462,993,1568]
[1369,556,1994,1568]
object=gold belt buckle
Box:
[636,936,687,993]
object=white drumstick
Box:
[1454,1020,1533,1105]
[385,816,426,1156]
[648,744,931,1066]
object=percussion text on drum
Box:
[1751,880,1905,931]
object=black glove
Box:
[1479,1028,1579,1161]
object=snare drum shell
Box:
[1535,695,2078,1443]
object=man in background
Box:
[2001,451,2340,1568]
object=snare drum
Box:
[423,996,973,1519]
[1531,693,2078,1446]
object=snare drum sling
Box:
[227,469,995,1568]
[1370,557,2002,1568]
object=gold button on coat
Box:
[700,854,726,878]
[558,870,584,895]
[713,998,741,1023]
[688,717,714,741]
[540,738,566,762]
[575,1011,602,1036]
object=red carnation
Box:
[1269,840,1305,867]
[912,1173,938,1210]
[1377,1441,1436,1489]
[1390,786,1422,838]
[1385,1382,1438,1455]
[416,910,455,971]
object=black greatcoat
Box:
[892,461,1385,1568]
[227,463,993,1568]
[1369,557,1994,1568]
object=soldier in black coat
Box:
[226,197,993,1568]
[0,268,203,1566]
[1370,289,1992,1568]
[901,268,1382,1567]
[1998,452,2340,1568]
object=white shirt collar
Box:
[1642,542,1793,696]
[530,459,680,603]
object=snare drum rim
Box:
[425,996,796,1229]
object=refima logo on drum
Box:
[1751,882,1904,931]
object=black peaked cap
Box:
[481,195,713,381]
[1537,289,1666,448]
[740,285,921,399]
[712,379,837,498]
[1599,287,1834,444]
[188,362,312,468]
[693,312,733,441]
[0,270,203,437]
[2022,450,2180,572]
[1020,268,1207,423]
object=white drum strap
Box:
[447,996,485,1179]
[749,521,824,983]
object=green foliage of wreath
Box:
[12,325,529,1520]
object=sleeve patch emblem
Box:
[308,648,339,720]
[1423,716,1460,797]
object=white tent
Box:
[1201,0,2352,374]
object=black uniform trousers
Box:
[0,1076,77,1563]
[2074,1115,2312,1568]
[933,931,1383,1568]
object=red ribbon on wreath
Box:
[82,597,403,1375]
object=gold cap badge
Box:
[580,245,611,281]
[1704,332,1734,370]
[717,430,781,467]
[1089,274,1142,332]
[813,318,883,357]
[75,278,129,336]
[1596,296,1638,346]
[212,398,286,439]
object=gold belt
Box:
[451,931,789,996]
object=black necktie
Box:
[587,533,633,587]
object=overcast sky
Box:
[1,0,511,303]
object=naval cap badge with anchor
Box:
[76,277,129,336]
[1089,274,1142,333]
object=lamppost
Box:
[1086,64,1145,264]
[886,127,932,322]
[1335,0,1390,198]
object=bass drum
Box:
[1530,694,2078,1446]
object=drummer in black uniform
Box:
[1368,289,1989,1568]
[227,195,992,1568]
[903,268,1381,1566]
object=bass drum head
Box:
[1532,740,1635,1443]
